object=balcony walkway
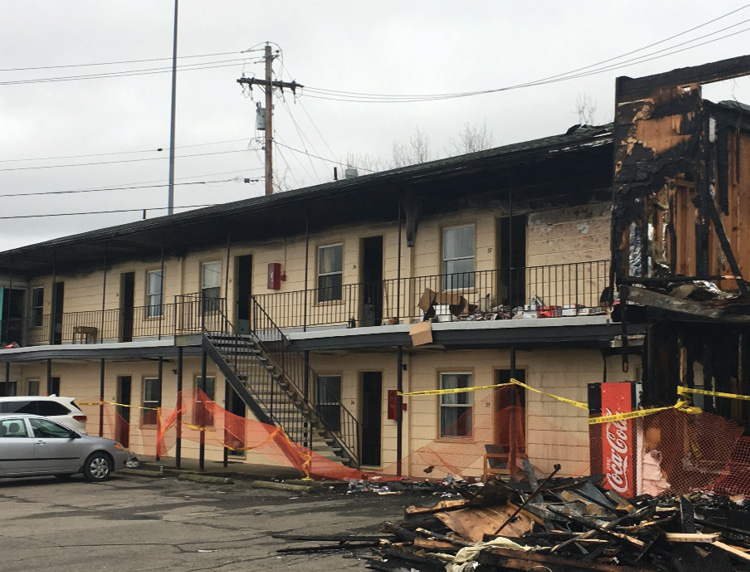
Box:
[287,315,643,352]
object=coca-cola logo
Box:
[604,408,630,494]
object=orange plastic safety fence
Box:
[712,437,750,496]
[78,385,591,481]
[591,407,747,496]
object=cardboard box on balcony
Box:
[436,291,463,306]
[409,321,433,346]
[418,288,437,312]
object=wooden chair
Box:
[483,443,510,481]
[72,326,98,344]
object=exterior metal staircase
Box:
[177,293,359,467]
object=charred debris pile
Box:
[277,468,750,571]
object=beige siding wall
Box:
[7,348,640,478]
[15,200,611,335]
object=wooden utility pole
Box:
[237,43,302,196]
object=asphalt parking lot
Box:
[0,473,416,572]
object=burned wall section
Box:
[611,82,704,284]
[610,57,750,431]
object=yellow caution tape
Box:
[399,378,588,410]
[508,378,589,410]
[679,386,750,402]
[78,399,159,411]
[588,399,702,425]
[398,382,514,397]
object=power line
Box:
[0,148,263,172]
[0,203,220,220]
[302,7,750,103]
[297,98,340,168]
[0,138,251,164]
[275,140,375,173]
[0,51,242,72]
[0,169,263,203]
[0,178,254,199]
[0,57,251,86]
[280,99,322,180]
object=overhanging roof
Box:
[0,124,613,278]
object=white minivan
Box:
[0,396,88,434]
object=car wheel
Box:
[83,452,113,482]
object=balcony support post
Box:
[46,359,52,395]
[508,179,513,308]
[303,216,310,333]
[4,362,9,394]
[156,357,163,461]
[176,346,183,469]
[159,237,165,340]
[199,347,207,471]
[99,358,105,437]
[303,350,310,448]
[7,254,12,345]
[396,199,402,323]
[101,245,108,344]
[49,252,57,346]
[225,232,231,331]
[396,345,404,476]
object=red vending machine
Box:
[588,381,642,498]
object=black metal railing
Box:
[1,302,182,346]
[254,260,611,329]
[250,295,360,465]
[174,293,228,335]
[171,291,359,465]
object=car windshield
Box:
[0,418,29,438]
[29,418,72,438]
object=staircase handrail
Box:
[249,294,360,465]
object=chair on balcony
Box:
[72,326,97,344]
[483,443,510,481]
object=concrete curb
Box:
[177,473,234,485]
[251,480,312,493]
[119,468,166,478]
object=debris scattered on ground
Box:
[365,470,750,571]
[278,469,750,570]
[345,475,477,497]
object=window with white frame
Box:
[317,244,343,302]
[439,372,472,438]
[442,225,475,290]
[31,287,44,327]
[146,270,163,318]
[194,375,216,426]
[201,261,222,311]
[141,377,161,426]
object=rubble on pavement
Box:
[278,467,750,571]
[366,469,750,571]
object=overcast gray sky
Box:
[2,1,750,250]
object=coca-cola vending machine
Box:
[588,381,642,498]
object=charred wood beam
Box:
[618,54,750,98]
[620,285,750,323]
[477,546,648,572]
[700,181,749,297]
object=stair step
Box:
[208,335,357,467]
